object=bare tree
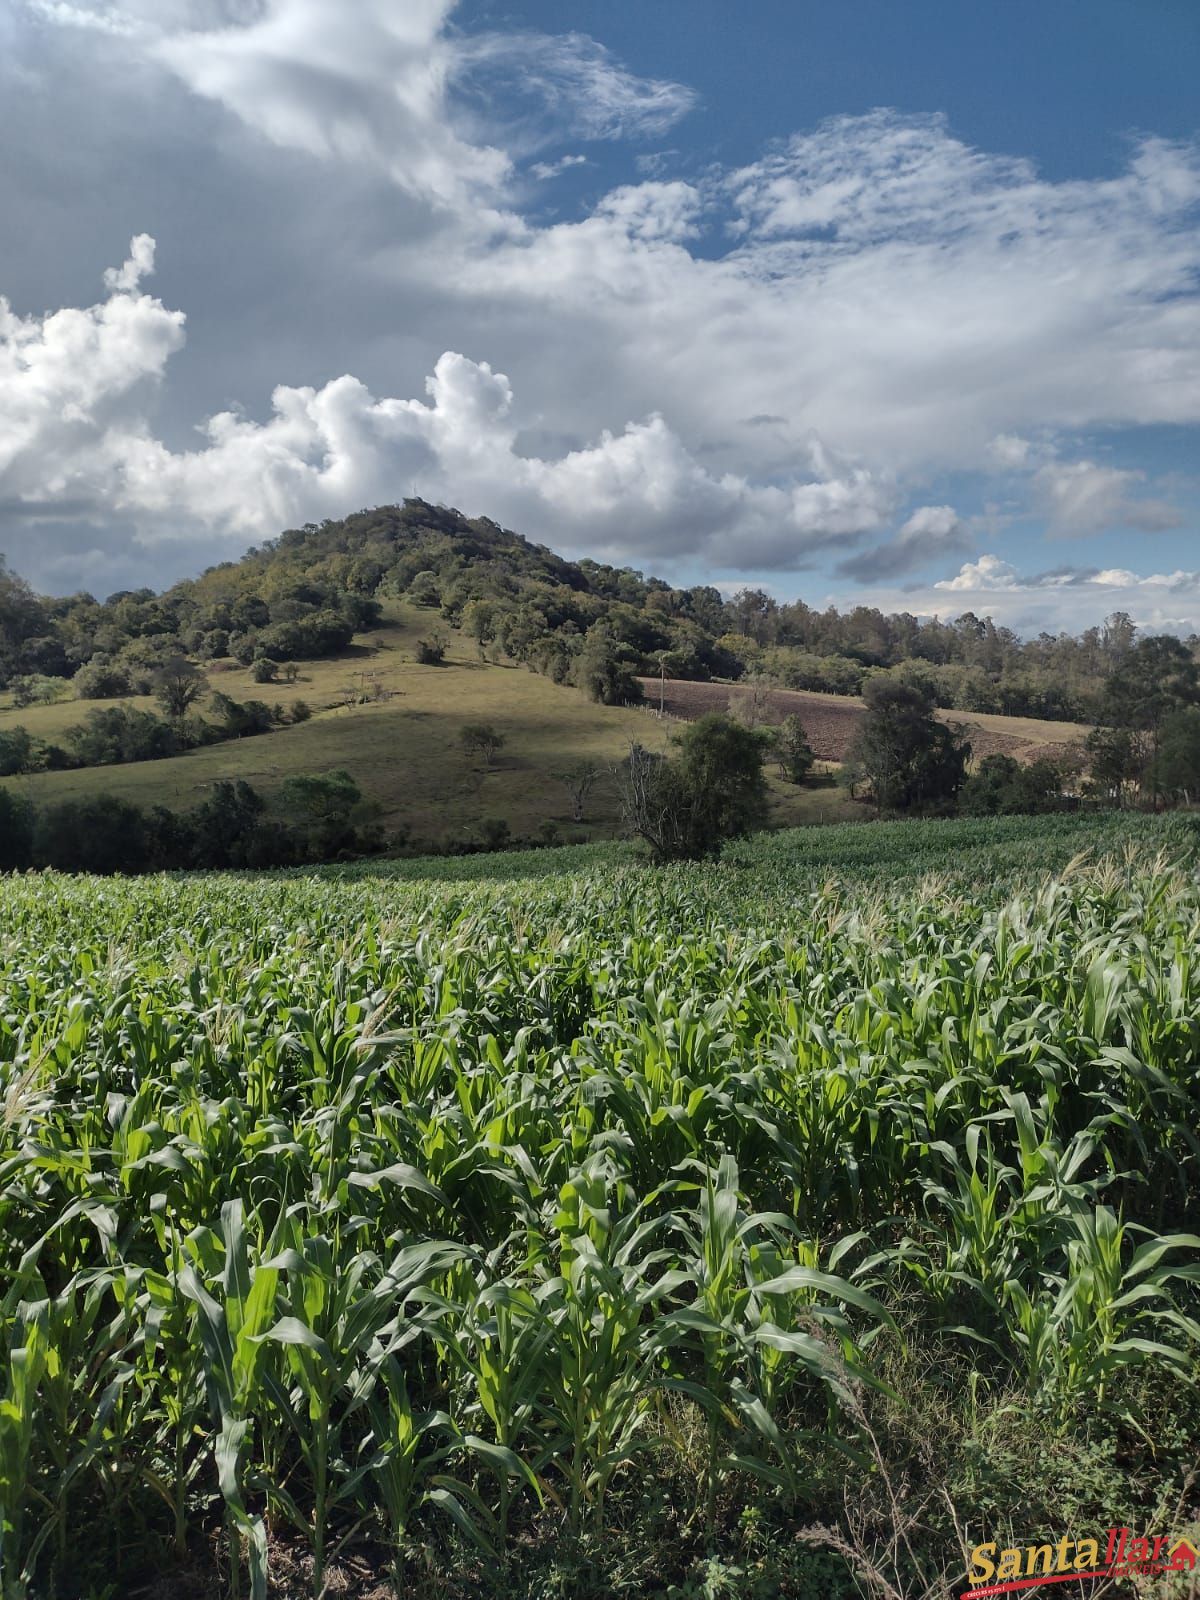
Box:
[617,742,681,859]
[554,760,600,822]
[727,680,770,729]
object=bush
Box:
[289,699,313,723]
[72,661,133,699]
[415,634,447,665]
[460,722,505,766]
[65,706,180,767]
[961,754,1067,816]
[250,657,278,683]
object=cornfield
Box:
[0,812,1197,1598]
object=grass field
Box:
[0,608,859,841]
[0,809,1196,1599]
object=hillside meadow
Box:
[0,605,859,844]
[0,810,1196,1599]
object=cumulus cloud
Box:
[836,503,970,581]
[0,242,891,571]
[0,236,184,499]
[934,555,1200,633]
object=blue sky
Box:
[1,0,1198,634]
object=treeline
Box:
[0,690,312,776]
[0,771,382,875]
[3,500,1196,724]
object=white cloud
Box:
[0,237,184,496]
[530,154,588,182]
[6,7,1200,614]
[439,112,1200,486]
[920,553,1200,633]
[935,553,1021,592]
[0,243,891,570]
[455,29,696,145]
[829,552,1200,636]
[32,1,694,213]
[989,433,1035,468]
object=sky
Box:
[1,0,1198,636]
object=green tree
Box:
[154,657,206,724]
[1153,706,1200,804]
[1102,634,1199,804]
[1084,725,1146,807]
[960,754,1065,816]
[845,678,969,812]
[0,787,34,868]
[773,714,815,784]
[573,624,642,706]
[621,713,768,861]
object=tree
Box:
[250,657,277,684]
[0,789,34,869]
[1084,725,1146,807]
[554,760,600,822]
[1152,706,1200,804]
[154,657,205,724]
[620,713,768,861]
[0,726,35,777]
[408,570,442,607]
[33,796,150,874]
[1102,634,1199,804]
[461,723,505,767]
[73,660,133,699]
[573,624,642,706]
[960,754,1065,816]
[845,678,969,812]
[773,714,815,784]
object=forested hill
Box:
[0,499,1189,721]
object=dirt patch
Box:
[639,680,1085,766]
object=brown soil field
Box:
[636,679,1090,766]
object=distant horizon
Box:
[2,1,1198,633]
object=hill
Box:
[0,604,858,843]
[0,499,1166,727]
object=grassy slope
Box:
[0,604,855,841]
